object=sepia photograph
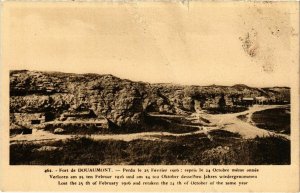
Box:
[2,2,298,167]
[1,1,299,192]
[4,2,299,165]
[9,70,291,165]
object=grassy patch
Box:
[10,133,290,165]
[251,107,290,134]
[232,135,290,165]
[205,106,248,114]
[143,115,199,134]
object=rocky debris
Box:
[9,70,290,130]
[35,146,60,152]
[10,70,67,95]
[54,128,65,134]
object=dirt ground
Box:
[10,105,290,144]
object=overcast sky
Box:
[2,2,299,87]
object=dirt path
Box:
[10,105,290,144]
[194,105,290,139]
[10,125,221,144]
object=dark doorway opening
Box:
[31,120,41,124]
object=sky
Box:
[2,2,299,87]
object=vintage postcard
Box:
[0,1,299,192]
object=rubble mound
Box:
[10,70,290,130]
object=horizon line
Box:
[9,69,291,89]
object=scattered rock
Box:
[54,128,65,134]
[35,146,60,152]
